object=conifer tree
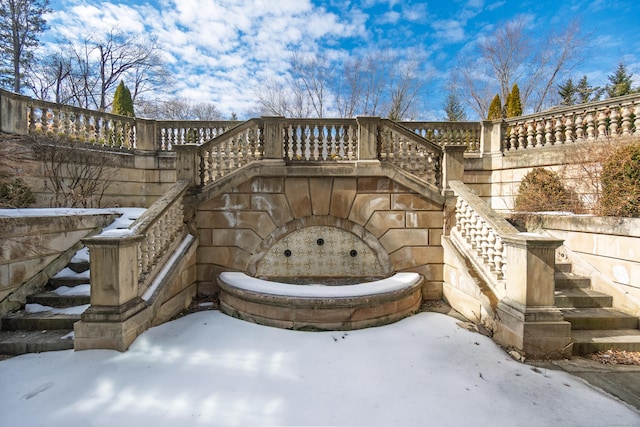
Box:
[606,62,635,98]
[112,80,135,117]
[487,94,502,120]
[558,78,577,106]
[506,83,522,117]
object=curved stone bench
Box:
[217,272,423,331]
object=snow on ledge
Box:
[218,272,421,298]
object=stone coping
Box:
[218,272,421,298]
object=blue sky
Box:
[43,0,640,119]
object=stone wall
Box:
[196,176,444,300]
[1,133,176,209]
[0,210,118,315]
[527,214,640,317]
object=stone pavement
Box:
[531,357,640,412]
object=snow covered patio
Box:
[0,310,638,426]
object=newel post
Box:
[262,116,285,159]
[0,89,29,134]
[441,144,466,196]
[134,118,157,151]
[173,144,200,186]
[480,119,505,155]
[74,235,148,351]
[356,116,380,160]
[495,234,573,358]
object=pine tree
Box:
[575,75,603,104]
[442,92,467,121]
[487,94,502,120]
[0,0,51,92]
[112,80,135,117]
[558,78,577,106]
[506,83,522,117]
[606,62,634,98]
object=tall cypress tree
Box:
[112,80,135,117]
[506,83,522,117]
[487,94,502,120]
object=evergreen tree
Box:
[442,92,467,121]
[112,80,135,117]
[0,0,51,93]
[606,62,634,98]
[487,94,502,120]
[230,112,238,121]
[506,83,522,117]
[558,78,577,106]
[575,75,603,104]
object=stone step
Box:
[27,292,90,308]
[572,329,640,355]
[68,260,90,274]
[49,267,91,289]
[0,330,74,355]
[2,311,82,331]
[555,272,591,289]
[554,289,613,308]
[555,262,573,273]
[562,308,639,330]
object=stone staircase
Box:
[555,262,640,355]
[0,248,91,355]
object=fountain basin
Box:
[217,272,423,331]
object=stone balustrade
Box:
[503,93,640,151]
[283,118,357,161]
[379,120,443,189]
[401,121,481,153]
[158,120,238,150]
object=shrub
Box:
[0,176,36,208]
[599,142,640,217]
[514,168,583,213]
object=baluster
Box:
[535,121,544,147]
[455,197,464,233]
[554,116,564,145]
[515,124,525,150]
[508,126,517,151]
[585,112,595,140]
[486,230,496,273]
[479,222,489,260]
[474,218,484,256]
[526,122,535,148]
[313,125,320,160]
[609,108,619,137]
[621,105,632,136]
[634,104,640,136]
[494,238,504,280]
[574,114,584,141]
[466,210,477,246]
[295,125,303,160]
[329,125,337,160]
[597,110,607,140]
[544,119,554,145]
[462,203,473,242]
[564,116,574,143]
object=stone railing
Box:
[158,120,239,150]
[283,118,357,161]
[401,121,481,153]
[379,120,444,189]
[447,180,571,357]
[448,180,563,303]
[503,93,640,151]
[82,179,190,304]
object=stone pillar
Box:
[356,116,380,160]
[441,144,466,196]
[262,116,285,159]
[495,234,573,358]
[134,118,158,152]
[480,120,505,155]
[74,235,148,351]
[0,90,29,135]
[173,144,200,185]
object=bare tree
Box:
[0,0,50,92]
[25,51,72,103]
[453,17,585,118]
[137,97,223,120]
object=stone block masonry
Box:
[196,176,445,300]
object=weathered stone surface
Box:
[309,178,332,216]
[330,178,357,219]
[405,211,443,228]
[392,194,442,211]
[348,193,390,226]
[390,247,443,269]
[236,211,277,238]
[200,193,251,211]
[284,178,312,219]
[211,229,262,252]
[365,211,405,238]
[380,229,430,253]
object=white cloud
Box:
[431,19,466,43]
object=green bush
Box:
[0,176,36,208]
[599,142,640,217]
[514,168,583,213]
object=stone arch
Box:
[246,215,394,278]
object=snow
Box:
[0,311,637,426]
[96,207,147,238]
[53,267,90,281]
[52,284,91,297]
[70,247,90,264]
[142,234,195,302]
[219,272,421,298]
[24,303,90,315]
